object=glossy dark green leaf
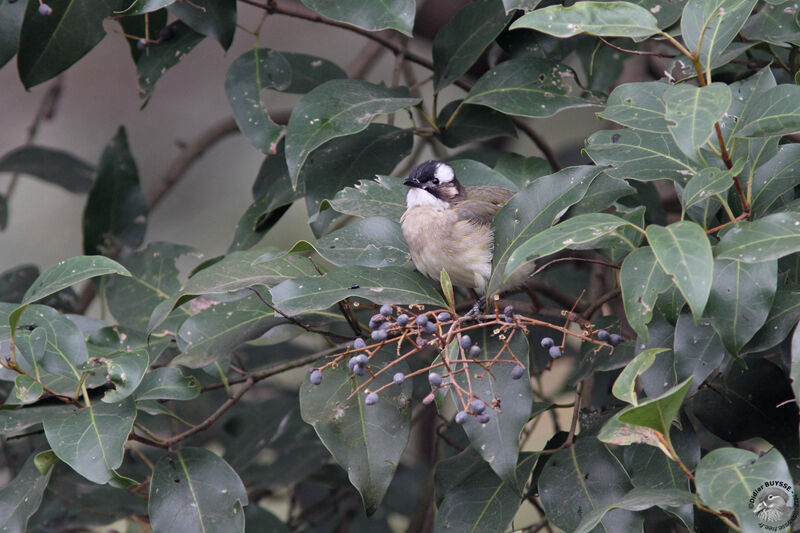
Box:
[630,0,687,28]
[14,375,43,404]
[667,313,726,394]
[585,129,701,185]
[88,348,149,402]
[612,348,668,405]
[169,0,235,49]
[621,247,673,340]
[290,217,408,268]
[745,283,800,353]
[437,100,517,148]
[502,0,540,12]
[0,453,54,533]
[12,305,88,380]
[301,0,414,35]
[82,126,147,256]
[229,193,292,252]
[681,0,757,74]
[434,449,537,533]
[300,346,412,514]
[707,258,776,354]
[510,1,660,38]
[715,212,800,262]
[433,0,512,92]
[0,0,26,69]
[17,0,111,88]
[539,437,640,533]
[0,146,94,193]
[0,265,38,304]
[271,266,445,315]
[444,331,531,487]
[751,143,800,217]
[735,84,800,138]
[695,448,793,532]
[488,165,603,294]
[0,404,76,435]
[567,174,636,218]
[506,213,637,282]
[119,9,168,65]
[447,159,518,190]
[149,447,248,533]
[285,80,419,184]
[117,0,174,15]
[597,203,646,264]
[492,153,550,189]
[137,21,204,101]
[663,83,731,162]
[43,398,136,484]
[681,167,734,210]
[329,176,407,222]
[225,49,291,154]
[598,81,669,133]
[21,256,130,306]
[134,367,199,400]
[463,57,603,119]
[279,52,346,94]
[741,1,800,46]
[618,378,693,438]
[574,487,694,533]
[647,221,713,322]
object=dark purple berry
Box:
[428,372,442,387]
[437,312,452,322]
[353,365,366,376]
[371,329,387,342]
[541,337,555,349]
[511,364,525,380]
[355,354,368,366]
[369,314,385,330]
[469,344,481,357]
[549,345,562,359]
[309,369,322,385]
[596,329,609,342]
[415,314,428,326]
[380,304,393,316]
[470,399,485,414]
[393,372,404,384]
[454,411,467,424]
[609,333,622,346]
[396,313,409,326]
[348,357,359,371]
[503,305,514,317]
[365,392,378,405]
[353,337,366,349]
[158,26,175,41]
[38,3,52,15]
[136,38,147,51]
[460,335,472,349]
[380,321,392,331]
[423,321,436,334]
[477,413,491,424]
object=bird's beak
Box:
[403,176,420,188]
[754,502,766,514]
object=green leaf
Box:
[751,143,800,217]
[134,367,199,400]
[681,167,735,210]
[741,2,800,46]
[621,247,673,341]
[300,345,412,514]
[136,21,205,101]
[437,100,517,148]
[505,213,637,282]
[118,9,167,63]
[88,348,149,402]
[488,165,603,295]
[612,348,669,405]
[539,437,639,533]
[618,378,693,438]
[629,0,687,28]
[584,129,701,185]
[225,49,291,154]
[597,81,669,133]
[117,0,174,15]
[301,0,414,35]
[492,153,551,189]
[695,448,794,531]
[745,283,800,353]
[43,398,136,484]
[0,0,25,69]
[444,331,531,487]
[0,453,54,533]
[681,0,758,75]
[271,266,445,315]
[0,404,76,435]
[707,259,777,354]
[14,375,43,404]
[737,84,800,138]
[12,305,88,380]
[329,176,407,222]
[169,0,235,50]
[82,126,148,256]
[17,0,111,88]
[510,1,660,38]
[715,212,800,262]
[0,146,94,193]
[285,80,419,184]
[663,83,731,162]
[647,221,713,322]
[434,449,537,533]
[21,256,130,306]
[149,447,248,533]
[433,0,512,92]
[502,0,540,12]
[290,217,408,268]
[448,159,519,190]
[463,57,603,119]
[574,487,694,533]
[279,52,346,94]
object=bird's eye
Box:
[431,178,439,185]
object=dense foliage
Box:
[2,0,800,531]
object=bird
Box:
[400,160,515,294]
[753,487,793,523]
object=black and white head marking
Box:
[403,161,461,210]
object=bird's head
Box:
[403,160,464,209]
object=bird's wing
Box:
[454,186,516,225]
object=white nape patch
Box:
[406,187,450,210]
[434,163,455,183]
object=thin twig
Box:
[581,288,621,320]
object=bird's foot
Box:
[465,296,487,319]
